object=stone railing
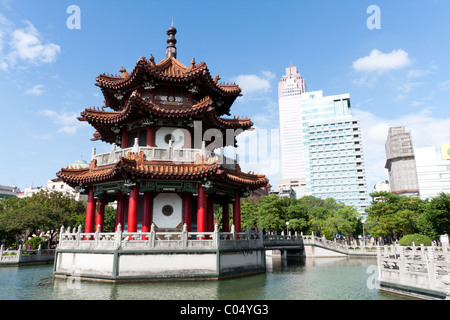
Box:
[57,224,264,252]
[263,231,378,256]
[0,244,55,265]
[92,141,237,170]
[378,243,450,299]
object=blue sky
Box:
[1,0,450,195]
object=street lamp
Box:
[286,221,289,236]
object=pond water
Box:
[0,256,405,301]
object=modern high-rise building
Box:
[415,145,450,200]
[278,64,307,195]
[278,65,369,214]
[384,126,419,197]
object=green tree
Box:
[0,190,86,247]
[417,192,450,241]
[365,192,423,243]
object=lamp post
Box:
[286,221,289,236]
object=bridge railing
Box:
[263,231,379,255]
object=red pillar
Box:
[233,191,241,233]
[142,191,153,239]
[122,130,129,149]
[207,194,215,232]
[182,191,192,232]
[95,192,107,232]
[85,186,96,234]
[115,190,125,231]
[222,201,230,232]
[127,184,140,233]
[197,184,207,234]
[146,124,155,147]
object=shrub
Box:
[25,236,44,249]
[398,234,432,246]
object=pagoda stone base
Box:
[54,225,267,281]
[53,248,266,281]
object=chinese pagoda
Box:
[53,27,269,281]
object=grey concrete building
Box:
[384,126,419,197]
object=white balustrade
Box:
[378,243,450,299]
[92,145,237,170]
[0,243,55,265]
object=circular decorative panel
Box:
[152,193,182,229]
[155,127,185,148]
[162,204,174,216]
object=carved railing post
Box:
[150,223,156,248]
[213,224,219,248]
[17,244,23,263]
[182,223,188,249]
[427,247,436,287]
[115,224,122,249]
[398,246,405,282]
[59,226,65,244]
[76,225,82,247]
[95,224,101,248]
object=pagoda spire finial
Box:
[166,25,177,59]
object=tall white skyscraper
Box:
[278,65,369,214]
[278,65,307,195]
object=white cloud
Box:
[38,109,88,137]
[231,70,276,96]
[232,74,271,94]
[26,84,44,96]
[0,20,60,69]
[352,49,411,74]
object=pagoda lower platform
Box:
[53,224,266,282]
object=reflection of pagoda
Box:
[54,27,269,281]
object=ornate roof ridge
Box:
[57,153,267,189]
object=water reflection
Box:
[0,257,406,300]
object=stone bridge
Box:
[263,231,378,258]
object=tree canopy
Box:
[365,191,450,243]
[0,190,86,247]
[239,194,362,242]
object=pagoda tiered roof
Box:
[96,56,241,116]
[57,152,268,190]
[79,93,253,144]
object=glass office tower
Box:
[278,66,369,215]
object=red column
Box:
[233,191,241,233]
[127,184,140,233]
[95,192,107,232]
[85,186,96,239]
[122,130,129,149]
[115,190,125,231]
[142,191,153,239]
[222,201,230,232]
[197,184,207,234]
[207,194,214,232]
[146,124,155,147]
[182,191,192,232]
